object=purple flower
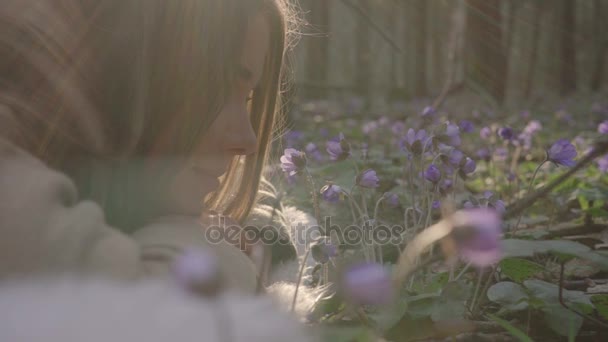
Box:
[172,248,221,296]
[506,172,516,182]
[342,263,393,306]
[523,120,542,135]
[356,169,380,188]
[480,126,492,140]
[459,120,474,133]
[391,121,406,135]
[446,122,460,136]
[311,237,338,264]
[494,147,508,161]
[285,130,304,148]
[462,157,476,174]
[489,200,506,214]
[443,122,461,146]
[498,127,514,140]
[421,106,435,117]
[597,154,608,173]
[280,148,306,176]
[383,192,399,208]
[424,164,441,184]
[326,133,351,161]
[476,147,491,162]
[305,142,323,162]
[547,139,577,167]
[362,121,379,135]
[599,121,608,134]
[320,184,342,203]
[448,149,464,167]
[400,128,431,155]
[432,200,441,210]
[439,179,453,195]
[482,190,494,200]
[450,209,503,268]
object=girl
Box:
[0,0,295,292]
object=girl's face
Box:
[161,13,270,217]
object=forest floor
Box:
[270,91,608,341]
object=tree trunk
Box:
[413,0,427,97]
[591,0,606,91]
[355,0,371,100]
[464,0,507,105]
[305,0,329,99]
[525,2,542,99]
[560,0,576,95]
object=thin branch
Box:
[504,139,608,222]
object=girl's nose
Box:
[221,106,258,156]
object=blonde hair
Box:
[0,0,299,230]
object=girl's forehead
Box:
[239,13,270,89]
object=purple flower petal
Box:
[498,127,514,140]
[480,126,492,140]
[547,139,577,167]
[424,164,441,183]
[450,209,503,268]
[357,169,380,188]
[598,121,608,135]
[384,192,400,208]
[280,148,306,176]
[462,157,476,174]
[320,184,342,203]
[342,263,393,306]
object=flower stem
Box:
[513,159,546,231]
[469,269,484,312]
[291,248,311,312]
[305,168,323,234]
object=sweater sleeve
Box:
[0,138,141,279]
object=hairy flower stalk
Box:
[305,168,323,235]
[291,248,311,312]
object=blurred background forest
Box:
[288,0,608,112]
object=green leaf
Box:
[591,295,608,321]
[405,294,440,319]
[541,304,583,338]
[499,258,545,283]
[486,313,535,342]
[429,281,471,322]
[430,299,466,322]
[367,298,409,332]
[487,282,529,312]
[523,279,593,314]
[503,239,608,271]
